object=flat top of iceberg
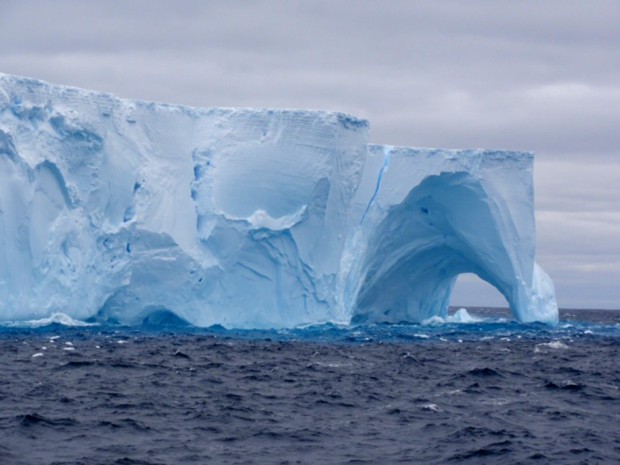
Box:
[0,72,369,129]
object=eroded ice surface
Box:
[0,74,558,328]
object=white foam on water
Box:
[421,403,442,412]
[421,316,446,327]
[3,313,95,328]
[534,340,569,353]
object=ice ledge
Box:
[0,74,558,327]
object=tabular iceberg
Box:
[0,73,558,328]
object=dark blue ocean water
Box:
[1,308,619,465]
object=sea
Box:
[0,308,618,465]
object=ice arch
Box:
[342,146,558,325]
[350,172,517,322]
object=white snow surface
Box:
[0,74,558,328]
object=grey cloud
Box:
[536,160,620,213]
[537,211,620,258]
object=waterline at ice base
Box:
[0,74,557,328]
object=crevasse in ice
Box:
[0,74,558,327]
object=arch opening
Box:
[449,272,511,319]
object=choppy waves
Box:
[0,308,618,464]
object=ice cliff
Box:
[0,73,558,327]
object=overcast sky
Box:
[1,0,618,309]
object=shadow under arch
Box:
[350,171,525,324]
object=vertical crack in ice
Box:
[361,145,392,224]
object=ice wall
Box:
[0,74,558,327]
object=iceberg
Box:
[0,73,558,328]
